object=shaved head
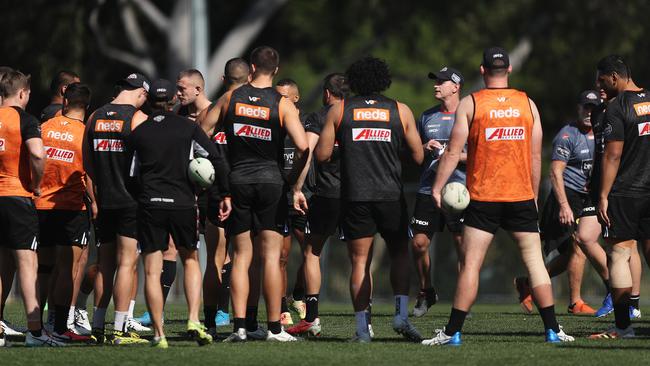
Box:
[178,69,205,89]
[224,58,250,86]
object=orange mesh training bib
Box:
[466,88,535,202]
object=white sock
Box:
[395,295,409,320]
[114,311,129,333]
[355,311,369,335]
[67,306,76,328]
[92,307,107,329]
[76,291,90,309]
[128,300,136,319]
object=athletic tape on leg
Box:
[518,235,551,287]
[609,246,632,288]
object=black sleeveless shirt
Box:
[336,94,404,201]
[224,84,285,185]
[86,103,137,208]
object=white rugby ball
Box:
[188,157,215,188]
[441,182,470,214]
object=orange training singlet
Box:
[466,88,535,202]
[35,115,87,210]
[0,107,37,197]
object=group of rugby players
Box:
[0,44,648,348]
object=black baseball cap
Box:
[428,66,464,85]
[148,79,175,102]
[482,47,510,69]
[117,73,150,92]
[578,90,601,106]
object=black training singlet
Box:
[604,89,650,197]
[86,103,137,208]
[224,84,285,185]
[336,94,404,201]
[305,105,341,199]
[40,103,63,123]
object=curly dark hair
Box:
[345,57,392,95]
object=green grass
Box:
[2,303,650,365]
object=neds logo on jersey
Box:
[213,132,227,145]
[235,103,270,121]
[353,108,390,122]
[44,146,74,163]
[46,130,74,142]
[352,128,391,142]
[638,122,650,136]
[95,120,124,132]
[234,123,272,141]
[634,102,650,116]
[489,107,520,119]
[485,127,525,141]
[0,138,5,152]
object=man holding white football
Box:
[425,47,574,346]
[410,66,466,318]
[126,79,231,348]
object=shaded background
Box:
[2,0,650,305]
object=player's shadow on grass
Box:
[563,345,650,350]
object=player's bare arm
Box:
[315,100,342,163]
[598,140,623,227]
[398,102,424,165]
[25,137,44,196]
[530,98,543,201]
[281,96,309,186]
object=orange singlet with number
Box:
[466,88,535,202]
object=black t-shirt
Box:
[283,111,315,201]
[586,102,607,200]
[604,89,650,197]
[85,103,138,209]
[127,111,228,209]
[305,105,340,199]
[224,84,285,185]
[336,94,404,201]
[40,103,62,123]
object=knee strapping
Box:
[609,246,632,288]
[519,237,551,287]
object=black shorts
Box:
[306,196,341,237]
[540,188,595,254]
[463,199,539,234]
[96,206,137,244]
[284,207,308,236]
[409,193,463,237]
[38,210,90,247]
[206,197,228,229]
[341,197,409,241]
[137,207,199,253]
[197,191,209,235]
[0,196,39,250]
[603,195,650,241]
[229,183,287,236]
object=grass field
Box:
[2,302,650,365]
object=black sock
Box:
[538,305,560,333]
[218,262,232,313]
[365,298,373,325]
[268,321,281,335]
[281,297,289,313]
[54,305,69,334]
[602,279,611,294]
[30,329,42,338]
[445,308,468,335]
[245,306,258,332]
[204,305,217,329]
[233,317,245,332]
[614,302,631,329]
[292,285,305,302]
[161,260,177,305]
[305,294,319,322]
[630,294,640,309]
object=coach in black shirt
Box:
[127,79,230,347]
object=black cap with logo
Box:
[148,79,175,103]
[428,66,464,85]
[482,47,510,69]
[117,73,150,92]
[578,90,602,106]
